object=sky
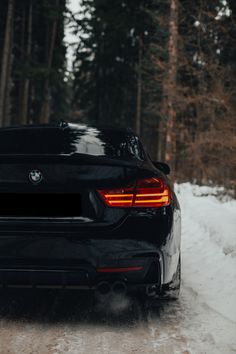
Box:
[65,0,82,71]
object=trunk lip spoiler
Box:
[0,153,144,168]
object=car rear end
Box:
[0,123,181,297]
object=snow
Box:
[176,183,236,323]
[65,0,82,71]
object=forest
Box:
[0,0,235,191]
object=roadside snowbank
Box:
[176,183,236,323]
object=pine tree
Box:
[73,0,155,129]
[0,0,69,127]
[176,0,236,187]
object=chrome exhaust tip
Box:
[111,281,127,295]
[97,281,111,295]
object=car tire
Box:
[158,255,181,301]
[166,255,181,300]
[146,255,181,312]
[167,256,181,300]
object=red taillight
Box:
[134,178,170,207]
[97,185,134,207]
[97,178,170,208]
[96,266,143,273]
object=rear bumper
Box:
[0,206,181,290]
[0,252,163,291]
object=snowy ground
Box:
[0,183,235,354]
[176,183,236,323]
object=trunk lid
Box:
[0,154,142,230]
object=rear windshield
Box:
[0,125,145,160]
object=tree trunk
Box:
[0,0,14,127]
[3,8,14,127]
[20,0,33,125]
[163,0,178,168]
[135,36,142,136]
[157,122,164,161]
[17,4,26,126]
[39,0,59,124]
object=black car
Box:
[0,122,181,300]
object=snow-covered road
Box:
[0,184,235,354]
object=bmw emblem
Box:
[29,170,43,184]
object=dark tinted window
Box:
[0,124,145,160]
[0,128,65,155]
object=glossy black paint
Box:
[0,123,181,294]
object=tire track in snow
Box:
[51,297,188,354]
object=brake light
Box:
[134,178,170,207]
[97,185,134,207]
[97,178,170,208]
